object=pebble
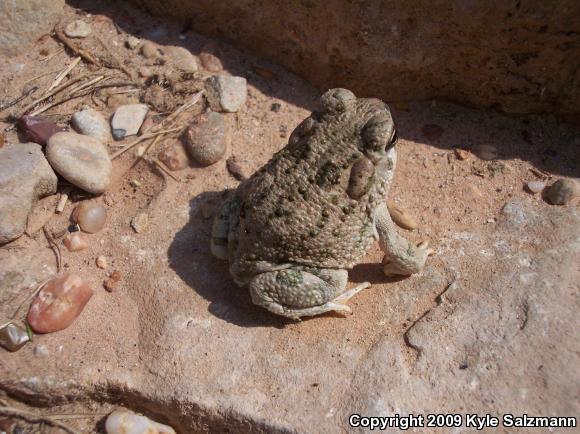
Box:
[105,408,176,434]
[271,103,282,113]
[185,111,227,165]
[96,256,107,269]
[475,144,499,160]
[226,156,250,181]
[199,42,223,72]
[525,180,546,194]
[131,212,149,233]
[27,273,94,334]
[126,36,140,50]
[158,143,190,171]
[205,75,247,113]
[64,20,92,38]
[165,46,198,73]
[141,41,160,59]
[111,104,149,139]
[0,143,58,244]
[73,202,107,233]
[20,115,64,146]
[63,232,89,251]
[454,148,469,160]
[545,179,579,205]
[46,132,112,194]
[421,124,444,141]
[387,201,418,230]
[0,323,30,352]
[72,108,111,143]
[33,344,49,358]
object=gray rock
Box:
[111,104,149,139]
[185,111,227,165]
[205,75,247,113]
[46,132,112,194]
[525,180,546,194]
[0,0,65,57]
[141,41,160,59]
[0,143,58,244]
[72,108,111,143]
[545,178,579,205]
[126,36,140,50]
[165,46,198,73]
[64,20,92,38]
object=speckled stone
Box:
[111,104,149,139]
[545,179,579,205]
[205,75,247,113]
[64,20,92,38]
[72,108,111,143]
[46,132,112,194]
[185,111,227,165]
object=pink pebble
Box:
[27,273,93,333]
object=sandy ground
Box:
[0,1,578,433]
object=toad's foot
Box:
[382,240,434,277]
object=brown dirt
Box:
[0,1,578,433]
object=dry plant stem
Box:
[95,36,134,78]
[56,186,73,214]
[0,406,80,434]
[55,29,100,66]
[0,279,50,330]
[111,127,182,159]
[43,226,62,273]
[44,57,81,96]
[21,74,90,114]
[22,70,61,88]
[41,48,64,63]
[67,75,106,95]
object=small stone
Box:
[105,408,176,434]
[126,36,140,50]
[72,108,110,143]
[129,179,141,188]
[421,124,444,141]
[226,156,249,181]
[96,256,107,270]
[0,323,30,352]
[185,111,227,166]
[141,41,160,59]
[72,201,107,233]
[33,344,49,357]
[525,181,546,194]
[111,104,149,139]
[545,179,579,205]
[20,115,64,146]
[158,143,190,171]
[131,212,149,233]
[205,75,247,113]
[454,148,469,160]
[103,278,116,292]
[46,132,112,194]
[199,43,223,72]
[271,103,282,113]
[27,273,94,334]
[165,46,198,73]
[475,144,499,160]
[63,232,89,251]
[64,20,92,38]
[387,201,418,230]
[0,143,58,244]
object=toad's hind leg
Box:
[249,267,370,320]
[210,198,237,260]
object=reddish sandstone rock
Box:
[27,273,93,333]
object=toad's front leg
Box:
[374,203,433,276]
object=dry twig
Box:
[110,127,182,159]
[43,226,62,273]
[55,29,100,66]
[44,57,81,96]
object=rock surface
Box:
[1,197,578,432]
[111,104,149,139]
[130,0,580,121]
[46,132,112,194]
[0,0,65,57]
[72,108,111,143]
[205,75,247,113]
[0,143,58,244]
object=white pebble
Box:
[105,408,175,434]
[64,20,92,38]
[525,180,545,194]
[111,104,149,139]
